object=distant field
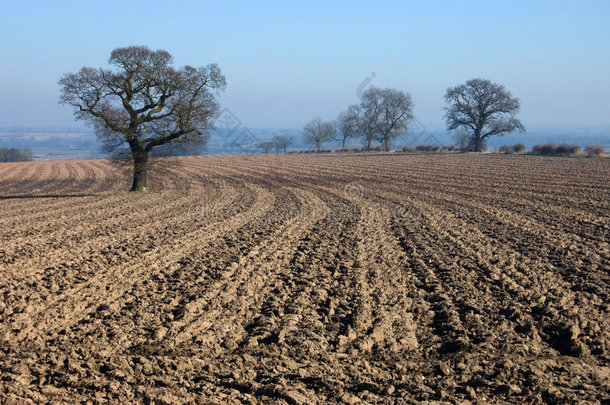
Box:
[0,132,100,160]
[0,154,608,403]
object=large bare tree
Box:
[361,87,414,151]
[444,78,524,152]
[302,118,336,151]
[59,46,226,191]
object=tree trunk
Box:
[130,148,149,192]
[366,137,372,150]
[316,142,321,151]
[474,136,483,152]
[473,129,483,152]
[384,136,390,152]
[342,137,346,148]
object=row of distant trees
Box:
[258,141,605,156]
[304,87,414,152]
[294,79,524,153]
[529,143,604,157]
[0,147,33,162]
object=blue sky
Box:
[0,0,608,129]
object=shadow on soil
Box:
[0,193,97,200]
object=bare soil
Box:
[0,154,609,404]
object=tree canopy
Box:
[445,78,524,152]
[362,87,414,152]
[339,87,413,151]
[303,118,336,151]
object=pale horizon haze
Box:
[1,0,609,131]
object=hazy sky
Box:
[0,0,608,130]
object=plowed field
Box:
[1,154,609,404]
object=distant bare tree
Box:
[445,78,524,152]
[303,118,336,151]
[259,141,275,153]
[272,135,293,153]
[453,127,472,151]
[59,46,226,191]
[355,104,380,150]
[0,148,33,162]
[336,105,361,148]
[585,144,604,156]
[361,87,414,151]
